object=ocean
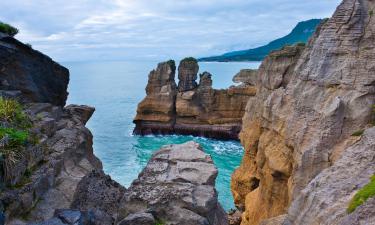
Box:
[65,60,261,210]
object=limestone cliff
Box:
[134,58,257,140]
[231,0,375,225]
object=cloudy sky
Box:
[0,0,341,62]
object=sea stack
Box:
[133,57,257,140]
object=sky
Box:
[0,0,342,62]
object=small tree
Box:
[0,22,19,37]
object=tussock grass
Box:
[347,175,375,213]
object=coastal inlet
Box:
[66,60,261,210]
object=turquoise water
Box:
[65,60,260,210]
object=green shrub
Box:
[0,97,31,129]
[166,60,176,72]
[0,127,29,148]
[351,130,364,137]
[295,42,306,47]
[370,10,374,17]
[181,57,198,64]
[372,105,375,126]
[347,175,375,213]
[155,219,165,225]
[0,22,19,37]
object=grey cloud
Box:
[0,0,342,62]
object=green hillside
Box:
[199,19,323,62]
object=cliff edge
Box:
[231,0,375,224]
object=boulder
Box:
[118,142,228,225]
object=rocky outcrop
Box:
[233,69,258,86]
[1,103,102,224]
[0,36,69,106]
[118,141,228,225]
[133,61,177,133]
[134,58,257,140]
[231,0,375,225]
[0,36,228,224]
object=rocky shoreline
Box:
[1,0,375,224]
[133,58,256,140]
[0,35,228,225]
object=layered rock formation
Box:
[0,36,227,225]
[0,36,69,106]
[231,0,375,224]
[134,58,257,140]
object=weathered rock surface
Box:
[118,141,228,225]
[231,0,375,224]
[1,103,102,224]
[134,58,257,140]
[233,69,258,86]
[0,36,69,106]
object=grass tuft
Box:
[347,175,375,213]
[351,130,364,137]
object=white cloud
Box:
[0,0,342,62]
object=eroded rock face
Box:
[1,104,102,223]
[233,69,258,86]
[118,141,228,225]
[133,61,177,134]
[178,58,199,92]
[231,0,375,224]
[0,36,69,106]
[134,59,257,140]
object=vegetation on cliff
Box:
[199,19,322,62]
[347,175,375,213]
[0,22,19,37]
[181,57,198,64]
[0,97,31,162]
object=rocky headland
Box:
[133,58,256,140]
[0,35,228,225]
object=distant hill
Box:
[199,19,323,62]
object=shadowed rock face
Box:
[0,36,69,106]
[134,58,257,140]
[231,0,375,224]
[118,142,229,225]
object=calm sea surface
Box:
[65,60,261,210]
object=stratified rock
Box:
[231,0,375,224]
[133,60,177,135]
[118,142,228,225]
[1,104,102,223]
[233,69,258,86]
[178,57,199,92]
[0,36,69,106]
[287,128,375,225]
[340,197,375,225]
[134,60,257,140]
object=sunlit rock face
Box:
[231,0,375,224]
[133,58,257,140]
